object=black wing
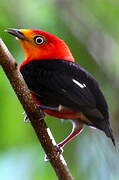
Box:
[20,59,108,121]
[20,59,115,145]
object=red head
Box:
[6,29,75,67]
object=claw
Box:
[23,112,30,122]
[55,145,64,154]
[44,154,49,162]
[24,116,30,122]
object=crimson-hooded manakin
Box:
[6,28,115,150]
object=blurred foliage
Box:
[0,0,119,179]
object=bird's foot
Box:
[44,144,64,162]
[23,109,45,122]
[55,144,64,154]
[23,112,30,123]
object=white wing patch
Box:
[72,79,86,88]
[62,89,67,93]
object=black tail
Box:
[91,118,116,146]
[104,124,115,146]
[97,120,115,146]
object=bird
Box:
[6,28,115,150]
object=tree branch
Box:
[0,39,73,180]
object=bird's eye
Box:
[34,36,45,45]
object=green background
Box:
[0,0,119,179]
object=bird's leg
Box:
[56,120,83,152]
[44,120,83,161]
[37,104,59,111]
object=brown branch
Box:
[0,38,73,180]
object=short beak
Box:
[5,28,26,40]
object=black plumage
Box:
[20,59,115,145]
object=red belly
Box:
[31,91,82,119]
[44,108,82,119]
